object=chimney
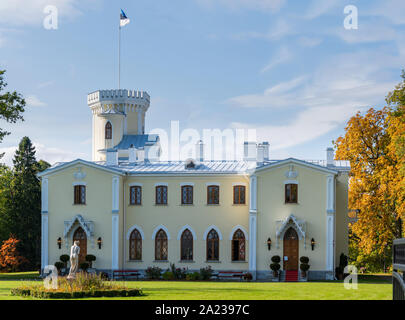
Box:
[244,141,257,161]
[257,144,265,165]
[262,141,269,161]
[128,145,136,163]
[106,149,118,166]
[196,140,204,162]
[326,147,334,167]
[137,148,145,163]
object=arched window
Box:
[180,229,193,261]
[155,229,168,260]
[285,183,298,203]
[105,122,112,140]
[129,229,142,260]
[206,229,219,261]
[232,229,245,261]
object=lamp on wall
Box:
[57,237,62,249]
[267,238,272,251]
[311,238,316,251]
[97,237,102,249]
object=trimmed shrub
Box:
[244,272,253,281]
[60,255,70,267]
[54,261,64,271]
[79,262,89,272]
[300,263,310,272]
[199,266,213,280]
[85,255,96,268]
[270,263,280,272]
[271,255,281,263]
[300,256,309,264]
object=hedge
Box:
[11,288,143,299]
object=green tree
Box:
[0,70,25,158]
[1,137,50,270]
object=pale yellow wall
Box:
[335,172,349,261]
[44,162,348,274]
[123,175,250,271]
[47,164,123,270]
[126,111,143,135]
[256,164,330,272]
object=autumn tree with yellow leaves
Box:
[334,72,405,271]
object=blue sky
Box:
[0,0,404,165]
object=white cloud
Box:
[305,0,340,20]
[335,23,397,44]
[261,46,293,73]
[234,18,293,41]
[0,143,87,167]
[196,0,286,12]
[227,50,401,150]
[0,0,85,26]
[26,95,46,107]
[298,36,322,47]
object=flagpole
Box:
[118,24,121,89]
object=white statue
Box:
[67,240,80,279]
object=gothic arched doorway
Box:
[73,227,87,264]
[283,227,299,270]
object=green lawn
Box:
[0,273,392,300]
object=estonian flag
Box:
[120,9,130,27]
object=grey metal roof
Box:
[46,158,350,176]
[113,134,159,150]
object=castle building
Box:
[39,89,350,280]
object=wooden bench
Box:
[112,269,141,280]
[216,271,247,281]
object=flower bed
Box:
[11,272,143,299]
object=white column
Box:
[325,175,335,278]
[112,213,119,270]
[112,176,120,270]
[41,178,49,271]
[249,175,258,280]
[41,213,48,271]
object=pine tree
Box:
[2,137,50,270]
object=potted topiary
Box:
[85,254,96,272]
[60,254,70,274]
[335,253,348,280]
[244,272,253,281]
[80,262,90,272]
[270,255,281,279]
[54,262,64,275]
[299,256,310,278]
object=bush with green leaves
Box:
[186,272,200,281]
[85,254,96,268]
[59,255,70,267]
[146,266,162,280]
[169,263,187,280]
[270,256,281,276]
[199,266,213,280]
[299,256,310,276]
[54,262,64,271]
[300,256,309,264]
[162,271,175,280]
[80,262,89,271]
[271,255,281,263]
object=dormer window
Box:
[285,183,298,203]
[105,121,112,140]
[185,159,196,169]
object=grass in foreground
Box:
[0,273,392,300]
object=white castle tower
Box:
[87,89,160,162]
